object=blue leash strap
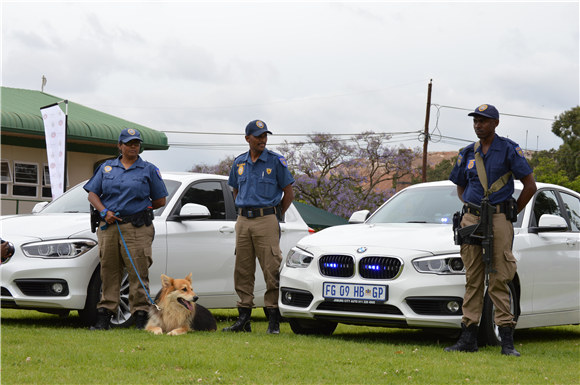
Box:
[115,221,160,311]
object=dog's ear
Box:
[186,273,192,283]
[161,274,173,288]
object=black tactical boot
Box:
[222,307,252,332]
[499,326,521,356]
[444,323,478,352]
[134,310,149,330]
[266,308,281,334]
[90,308,113,331]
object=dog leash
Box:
[114,221,161,311]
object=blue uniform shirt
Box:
[449,134,533,205]
[84,156,168,216]
[228,149,295,208]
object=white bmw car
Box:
[279,181,579,345]
[1,172,311,326]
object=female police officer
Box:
[84,128,168,330]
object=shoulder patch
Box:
[457,153,463,166]
[279,156,288,167]
[515,146,525,158]
[156,168,162,179]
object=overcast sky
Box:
[2,1,578,171]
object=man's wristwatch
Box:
[100,209,109,218]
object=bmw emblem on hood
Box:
[357,247,367,253]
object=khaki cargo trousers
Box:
[460,212,517,328]
[96,222,154,314]
[234,214,283,309]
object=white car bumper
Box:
[279,262,466,329]
[0,249,98,310]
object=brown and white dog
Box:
[145,273,217,335]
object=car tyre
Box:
[78,268,101,326]
[78,267,133,328]
[479,280,519,346]
[288,318,337,336]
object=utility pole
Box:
[422,79,432,182]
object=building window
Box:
[12,162,38,198]
[1,160,11,195]
[42,164,52,198]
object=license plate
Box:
[323,282,387,303]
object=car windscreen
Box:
[367,185,461,224]
[40,179,182,216]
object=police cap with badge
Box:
[468,104,499,119]
[245,120,272,137]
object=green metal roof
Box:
[1,86,168,155]
[293,201,348,230]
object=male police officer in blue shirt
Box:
[447,104,536,356]
[223,119,295,334]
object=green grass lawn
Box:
[1,308,579,384]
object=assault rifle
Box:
[467,198,496,286]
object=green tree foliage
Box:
[530,106,580,192]
[550,106,580,181]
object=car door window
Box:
[532,190,562,226]
[559,192,580,232]
[179,181,226,220]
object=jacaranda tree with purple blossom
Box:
[278,132,420,218]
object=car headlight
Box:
[22,239,97,259]
[412,255,465,274]
[285,247,314,268]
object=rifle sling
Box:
[473,141,512,198]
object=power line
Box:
[433,104,555,122]
[162,130,420,136]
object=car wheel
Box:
[288,318,337,335]
[479,281,518,346]
[78,267,133,328]
[110,270,132,328]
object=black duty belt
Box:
[463,201,508,216]
[238,207,277,218]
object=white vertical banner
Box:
[40,103,67,199]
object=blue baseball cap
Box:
[468,104,499,119]
[119,128,143,143]
[245,120,272,137]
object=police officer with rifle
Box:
[448,104,536,356]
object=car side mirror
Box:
[529,214,568,234]
[32,202,49,214]
[169,203,211,221]
[349,210,370,224]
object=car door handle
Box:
[566,239,577,247]
[219,226,235,233]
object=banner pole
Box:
[63,100,68,193]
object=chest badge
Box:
[266,168,272,175]
[104,165,112,173]
[238,164,245,175]
[467,159,475,169]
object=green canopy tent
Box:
[292,201,348,231]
